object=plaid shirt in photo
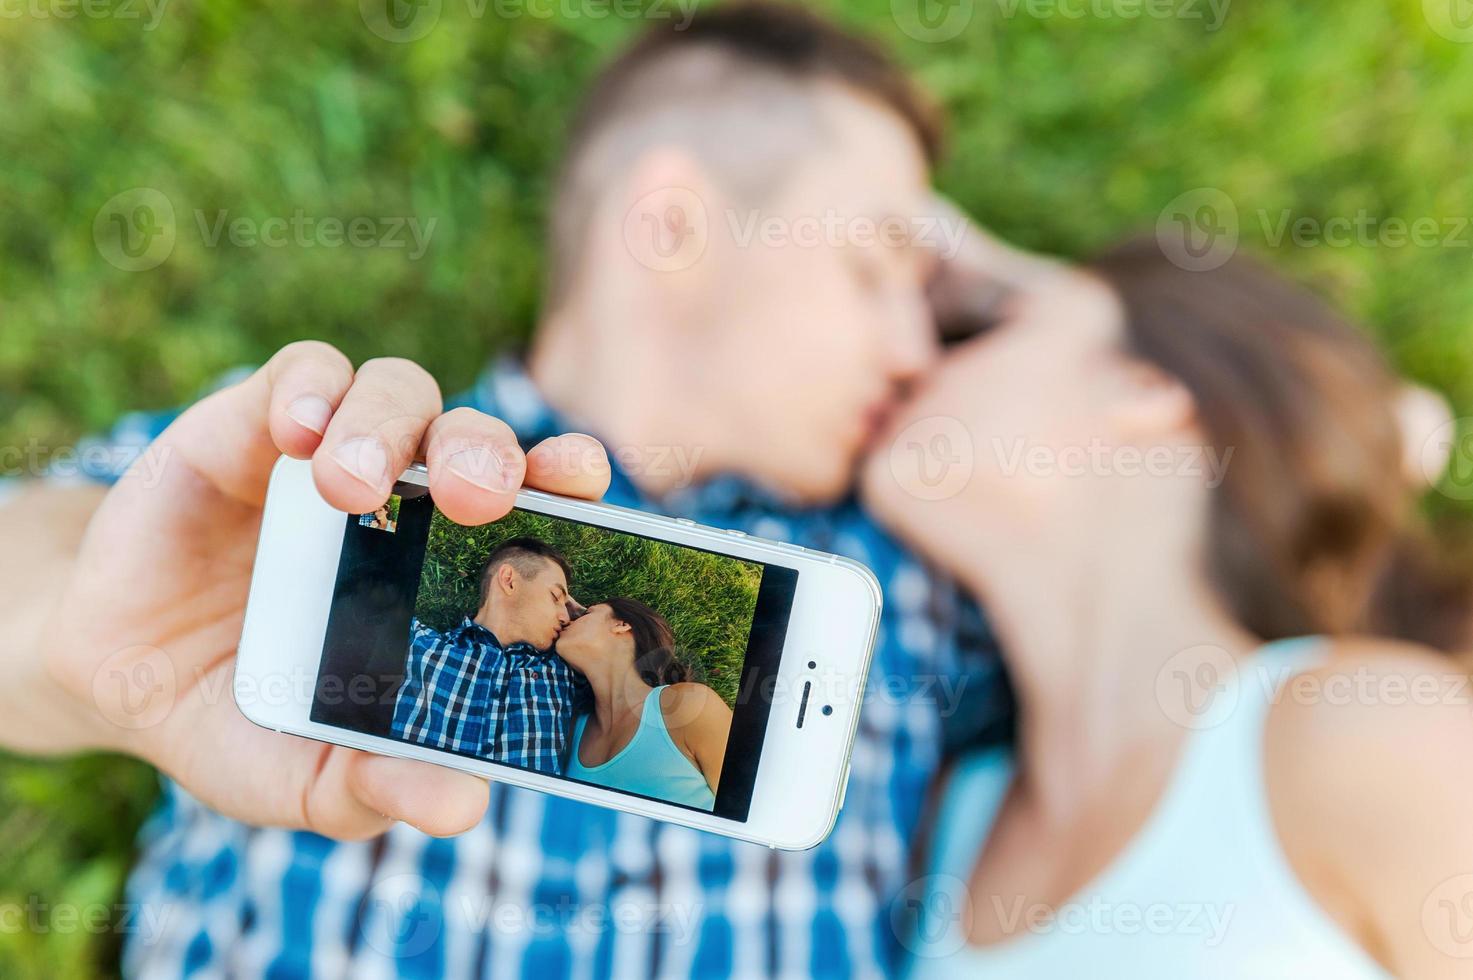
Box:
[392,616,581,774]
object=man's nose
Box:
[889,299,941,385]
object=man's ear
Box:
[495,563,517,596]
[616,146,722,295]
[1107,359,1199,441]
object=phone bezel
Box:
[234,457,882,850]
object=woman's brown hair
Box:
[1090,238,1470,652]
[605,597,690,686]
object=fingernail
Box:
[286,395,332,436]
[448,447,516,491]
[332,437,390,491]
[559,432,605,454]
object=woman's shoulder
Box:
[1265,637,1473,789]
[658,682,732,727]
[1263,636,1473,972]
[1265,636,1473,758]
[659,681,727,707]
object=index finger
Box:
[421,416,611,527]
[524,433,612,501]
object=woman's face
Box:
[553,603,631,672]
[861,271,1199,565]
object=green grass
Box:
[419,508,763,706]
[4,0,1472,974]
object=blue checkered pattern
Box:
[392,617,581,774]
[61,358,1010,979]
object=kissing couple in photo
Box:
[390,537,732,810]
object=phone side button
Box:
[674,518,696,526]
[725,528,746,537]
[836,762,852,812]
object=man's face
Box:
[691,86,941,503]
[504,559,573,650]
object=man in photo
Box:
[359,500,397,532]
[392,536,587,774]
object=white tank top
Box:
[902,638,1391,979]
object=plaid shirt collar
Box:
[451,615,551,668]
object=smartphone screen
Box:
[309,480,799,822]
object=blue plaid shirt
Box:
[71,359,1009,979]
[392,617,581,774]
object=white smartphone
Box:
[235,457,882,850]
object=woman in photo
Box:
[556,597,733,810]
[360,502,396,532]
[865,240,1473,978]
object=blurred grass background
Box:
[417,507,763,705]
[2,0,1471,974]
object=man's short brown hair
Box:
[546,2,943,305]
[570,3,941,163]
[477,537,572,607]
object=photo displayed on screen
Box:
[311,482,798,821]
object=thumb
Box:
[348,754,491,838]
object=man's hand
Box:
[31,341,611,840]
[923,194,1069,339]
